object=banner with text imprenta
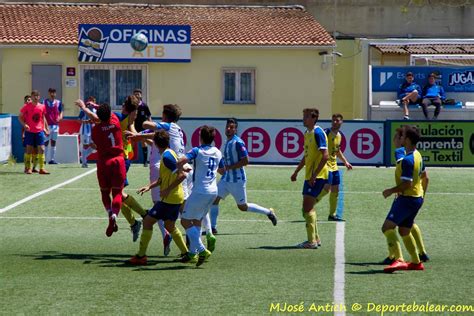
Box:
[389,121,474,166]
[178,119,385,165]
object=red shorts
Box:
[97,156,126,190]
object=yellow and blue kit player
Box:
[382,125,429,273]
[291,108,329,249]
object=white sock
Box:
[210,205,219,229]
[81,147,87,164]
[186,226,203,255]
[201,212,212,235]
[157,219,167,239]
[51,146,56,161]
[247,203,271,215]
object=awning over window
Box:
[372,44,474,55]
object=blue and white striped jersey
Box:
[149,121,185,167]
[78,106,97,136]
[185,145,224,194]
[222,135,248,183]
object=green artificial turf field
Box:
[1,164,473,315]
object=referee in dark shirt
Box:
[133,88,152,166]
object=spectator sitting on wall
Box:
[421,73,446,120]
[397,72,421,120]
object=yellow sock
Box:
[170,227,188,254]
[383,229,403,260]
[121,203,136,226]
[138,229,153,257]
[32,154,38,169]
[24,153,32,169]
[124,195,147,217]
[37,153,45,170]
[411,223,426,255]
[314,211,320,241]
[402,233,420,264]
[329,191,338,217]
[315,189,329,204]
[303,211,316,243]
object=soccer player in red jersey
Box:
[75,99,126,237]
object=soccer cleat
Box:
[81,163,88,168]
[381,257,395,265]
[403,115,410,120]
[128,255,147,265]
[267,208,278,226]
[383,259,408,273]
[212,227,218,235]
[25,169,33,174]
[130,220,141,242]
[106,216,117,237]
[163,233,172,257]
[296,241,318,249]
[48,160,59,165]
[419,253,430,262]
[196,249,212,267]
[328,215,345,222]
[406,262,425,271]
[206,234,216,252]
[32,168,39,173]
[39,169,50,175]
[179,252,197,264]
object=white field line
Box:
[0,168,97,214]
[333,222,346,316]
[55,187,474,196]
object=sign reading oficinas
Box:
[78,24,191,63]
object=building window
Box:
[80,64,147,109]
[222,68,255,104]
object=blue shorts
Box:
[328,170,341,186]
[147,201,181,221]
[302,179,327,198]
[123,159,131,187]
[24,131,45,147]
[386,196,423,228]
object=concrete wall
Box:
[1,47,333,120]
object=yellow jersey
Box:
[325,128,341,172]
[304,126,329,181]
[160,149,184,204]
[395,149,425,197]
[115,112,134,159]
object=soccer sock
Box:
[37,153,45,170]
[100,190,112,211]
[32,154,38,169]
[186,226,205,255]
[383,229,403,260]
[303,211,316,243]
[111,189,122,216]
[247,203,271,215]
[81,146,86,164]
[315,189,329,204]
[329,191,338,217]
[120,203,136,226]
[124,195,147,217]
[202,213,212,234]
[402,233,421,264]
[45,145,49,162]
[138,229,153,257]
[411,223,427,255]
[157,220,168,239]
[170,227,188,254]
[142,146,148,163]
[210,205,219,229]
[51,146,56,161]
[24,153,32,170]
[314,211,320,241]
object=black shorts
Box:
[147,201,181,221]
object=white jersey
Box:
[149,121,185,167]
[185,145,223,194]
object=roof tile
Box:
[0,3,334,46]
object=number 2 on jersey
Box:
[207,157,216,177]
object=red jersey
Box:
[92,113,124,160]
[20,102,46,133]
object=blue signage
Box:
[78,24,191,63]
[372,66,474,93]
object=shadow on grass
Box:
[346,261,389,275]
[18,251,187,269]
[248,245,300,250]
[346,270,387,275]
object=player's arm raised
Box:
[75,99,100,123]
